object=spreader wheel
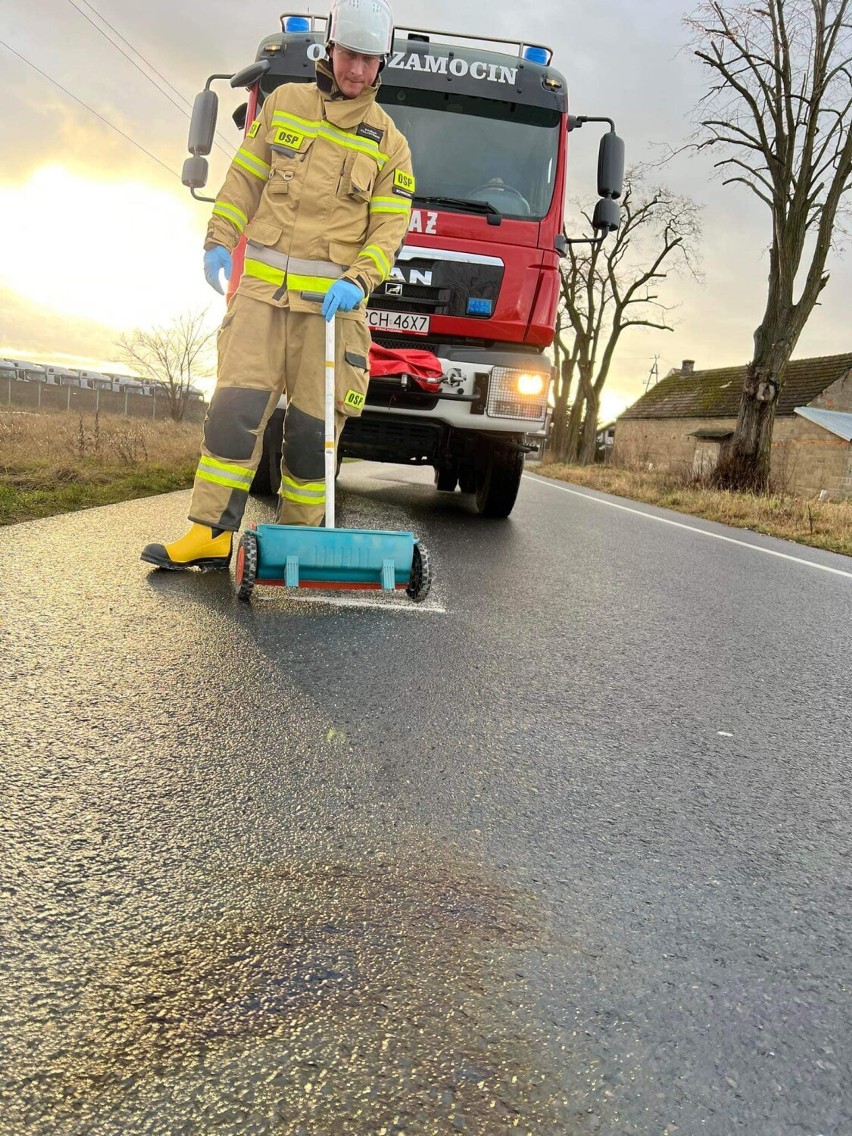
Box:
[406,541,432,603]
[235,530,259,602]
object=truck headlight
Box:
[487,367,550,420]
[517,373,545,397]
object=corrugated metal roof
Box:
[794,407,852,442]
[620,353,852,420]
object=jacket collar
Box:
[315,58,380,128]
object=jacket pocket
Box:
[328,239,362,272]
[266,132,315,196]
[340,152,378,203]
[336,322,372,417]
[244,221,282,248]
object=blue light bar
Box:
[467,298,492,316]
[523,46,548,64]
[284,16,311,32]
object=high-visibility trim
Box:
[370,196,412,215]
[359,244,391,279]
[234,148,270,180]
[244,258,286,287]
[244,256,342,294]
[286,273,335,294]
[279,475,326,506]
[213,201,248,232]
[196,457,254,492]
[288,257,344,280]
[270,111,321,138]
[321,120,389,165]
[246,242,290,271]
[270,113,388,167]
[245,245,344,279]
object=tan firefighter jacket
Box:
[205,59,415,316]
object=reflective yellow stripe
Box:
[213,202,248,231]
[280,474,325,505]
[197,470,252,491]
[244,262,335,294]
[270,113,388,167]
[197,458,255,490]
[245,259,286,287]
[370,196,411,214]
[281,490,326,505]
[286,273,334,294]
[360,244,391,279]
[281,476,325,498]
[271,111,321,137]
[234,148,270,180]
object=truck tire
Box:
[475,443,524,518]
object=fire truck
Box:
[183,14,624,517]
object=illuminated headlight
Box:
[517,373,545,397]
[487,367,550,420]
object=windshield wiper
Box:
[414,195,501,218]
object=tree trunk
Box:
[712,304,799,492]
[576,366,599,465]
[578,393,600,465]
[563,392,586,464]
[548,355,575,461]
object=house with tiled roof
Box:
[613,353,852,497]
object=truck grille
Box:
[371,333,443,354]
[370,286,451,315]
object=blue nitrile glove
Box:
[322,279,364,322]
[203,246,232,295]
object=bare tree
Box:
[117,310,216,422]
[686,0,852,491]
[550,175,701,465]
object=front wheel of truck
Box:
[475,442,524,518]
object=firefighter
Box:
[142,0,414,571]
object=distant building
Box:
[614,353,852,497]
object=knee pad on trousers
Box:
[283,403,325,481]
[204,388,272,461]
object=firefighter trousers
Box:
[188,293,372,531]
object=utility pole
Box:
[644,355,660,392]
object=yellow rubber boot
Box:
[141,523,233,571]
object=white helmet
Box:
[327,0,393,57]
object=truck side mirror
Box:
[592,198,621,235]
[230,60,270,89]
[187,90,218,158]
[233,102,248,131]
[182,155,210,190]
[598,131,625,200]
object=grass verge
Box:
[533,461,852,558]
[0,409,199,526]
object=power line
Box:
[64,0,236,158]
[0,38,180,179]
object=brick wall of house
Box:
[613,418,736,472]
[771,418,851,497]
[613,415,852,498]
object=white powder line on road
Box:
[257,594,447,613]
[525,474,852,581]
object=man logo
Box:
[385,282,404,296]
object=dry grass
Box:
[0,408,200,525]
[535,460,852,558]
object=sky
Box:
[0,0,850,421]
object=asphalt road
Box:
[2,462,850,1136]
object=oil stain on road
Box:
[7,844,600,1136]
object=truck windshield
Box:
[380,89,561,220]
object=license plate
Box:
[366,310,431,335]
